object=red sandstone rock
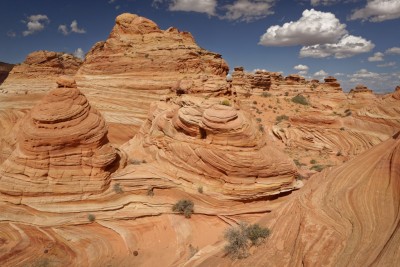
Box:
[0,62,14,85]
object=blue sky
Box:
[1,0,399,92]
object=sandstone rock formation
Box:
[0,51,82,94]
[0,61,14,85]
[348,84,376,100]
[76,13,229,127]
[231,67,271,95]
[0,78,119,195]
[123,95,299,200]
[207,131,400,267]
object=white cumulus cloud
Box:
[70,20,86,34]
[300,34,374,58]
[350,0,400,22]
[368,52,384,62]
[22,14,49,36]
[314,69,328,78]
[386,47,400,54]
[294,64,309,71]
[58,20,86,35]
[169,0,217,15]
[223,0,276,22]
[259,9,347,46]
[73,48,85,60]
[311,0,342,5]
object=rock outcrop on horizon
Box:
[0,61,14,85]
[231,67,271,95]
[0,77,119,195]
[76,13,229,127]
[0,51,82,94]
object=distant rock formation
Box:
[285,74,305,84]
[231,67,271,95]
[0,51,82,94]
[0,78,118,195]
[0,62,14,85]
[348,84,376,100]
[323,76,343,91]
[123,95,299,200]
[76,13,229,125]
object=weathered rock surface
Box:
[220,131,400,266]
[0,51,82,94]
[76,13,229,127]
[231,67,271,95]
[122,95,298,200]
[0,78,119,195]
[0,62,14,85]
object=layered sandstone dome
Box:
[0,51,82,94]
[123,96,298,200]
[205,131,400,267]
[0,78,118,195]
[76,13,229,126]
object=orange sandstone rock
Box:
[0,79,118,195]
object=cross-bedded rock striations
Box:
[0,78,118,195]
[76,13,229,125]
[123,95,299,200]
[0,51,82,94]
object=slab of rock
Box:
[0,62,14,85]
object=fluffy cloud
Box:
[223,0,275,22]
[73,48,85,60]
[169,0,217,15]
[386,47,400,55]
[58,20,86,35]
[22,14,49,36]
[58,25,68,35]
[377,61,396,67]
[300,34,374,58]
[314,69,328,78]
[70,20,86,34]
[349,69,380,82]
[368,52,384,62]
[294,64,309,75]
[259,9,347,46]
[350,0,400,22]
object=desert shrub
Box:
[130,159,142,165]
[113,183,123,194]
[310,159,317,164]
[221,99,231,106]
[197,186,203,194]
[147,186,154,197]
[294,159,306,167]
[336,151,342,156]
[256,118,262,123]
[344,109,352,116]
[295,173,305,180]
[258,124,265,133]
[224,223,270,259]
[224,223,249,259]
[188,244,199,258]
[88,214,96,222]
[291,94,309,105]
[172,199,194,218]
[246,224,270,245]
[261,92,272,97]
[253,100,257,105]
[310,164,325,172]
[340,127,345,131]
[275,114,289,123]
[284,92,289,96]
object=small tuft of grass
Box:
[113,183,123,194]
[88,214,96,222]
[275,115,289,124]
[261,92,272,97]
[310,159,317,164]
[291,94,309,105]
[172,199,194,218]
[310,164,325,172]
[221,99,231,106]
[197,186,203,194]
